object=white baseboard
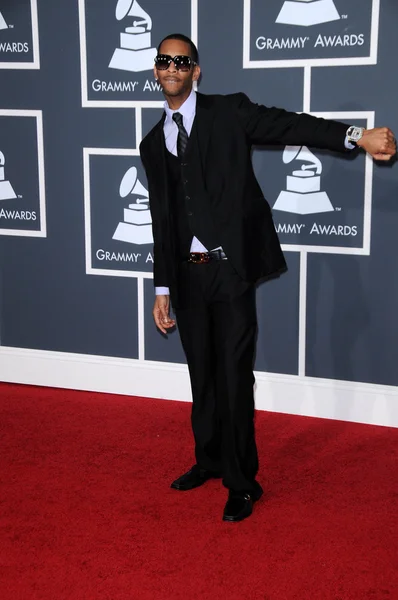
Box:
[1,346,397,428]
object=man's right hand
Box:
[153,295,176,334]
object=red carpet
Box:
[1,382,398,600]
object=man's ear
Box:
[193,65,201,82]
[153,66,158,80]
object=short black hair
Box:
[157,33,199,64]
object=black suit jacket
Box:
[139,92,348,303]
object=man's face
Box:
[154,39,200,99]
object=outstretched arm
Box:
[232,93,396,159]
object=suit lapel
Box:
[147,114,166,183]
[195,93,216,169]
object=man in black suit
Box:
[139,33,396,523]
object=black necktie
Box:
[172,112,189,158]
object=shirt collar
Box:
[164,88,197,123]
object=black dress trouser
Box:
[174,259,261,494]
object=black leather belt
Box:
[188,249,228,264]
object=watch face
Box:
[348,126,364,142]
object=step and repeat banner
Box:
[0,1,397,416]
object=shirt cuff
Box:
[155,287,170,295]
[344,136,356,150]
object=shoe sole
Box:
[170,482,206,491]
[170,474,222,491]
[222,507,253,522]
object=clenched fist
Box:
[358,127,396,161]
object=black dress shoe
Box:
[223,488,263,523]
[170,465,222,491]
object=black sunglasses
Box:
[154,54,197,72]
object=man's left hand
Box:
[357,127,396,161]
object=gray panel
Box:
[249,0,373,63]
[252,132,367,251]
[198,0,305,109]
[0,0,139,356]
[0,241,139,358]
[255,252,300,375]
[83,0,192,104]
[142,108,164,138]
[303,1,398,385]
[89,155,153,274]
[311,1,398,113]
[306,239,398,386]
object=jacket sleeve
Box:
[139,142,169,288]
[231,92,348,152]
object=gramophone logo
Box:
[245,0,377,68]
[0,11,8,30]
[113,166,153,244]
[0,1,39,69]
[0,110,46,237]
[80,0,193,103]
[0,151,17,201]
[276,0,340,27]
[273,146,334,215]
[109,0,156,72]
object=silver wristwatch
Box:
[346,126,365,145]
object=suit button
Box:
[185,196,190,201]
[187,211,193,216]
[183,180,188,184]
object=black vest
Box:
[164,119,220,258]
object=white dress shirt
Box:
[155,89,354,295]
